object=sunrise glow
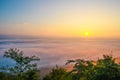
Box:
[0,0,119,39]
[0,1,120,79]
[85,32,89,36]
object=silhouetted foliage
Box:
[1,49,120,80]
[0,72,17,80]
[66,59,95,80]
[93,55,120,80]
[24,68,40,80]
[43,65,72,80]
[0,48,40,80]
[66,55,120,80]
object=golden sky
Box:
[0,0,120,38]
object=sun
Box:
[84,32,89,36]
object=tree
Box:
[93,55,120,80]
[66,55,120,80]
[66,59,95,80]
[25,68,40,80]
[43,65,70,80]
[1,48,40,80]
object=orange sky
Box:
[0,0,120,38]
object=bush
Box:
[43,65,72,80]
[66,55,120,80]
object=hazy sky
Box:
[0,0,120,38]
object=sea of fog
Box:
[0,37,120,68]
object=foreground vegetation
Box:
[0,49,120,80]
[0,48,40,80]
